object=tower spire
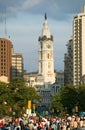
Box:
[41,13,51,38]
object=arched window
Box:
[47,53,50,59]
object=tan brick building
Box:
[0,38,12,83]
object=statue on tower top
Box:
[45,13,47,20]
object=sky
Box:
[0,0,85,73]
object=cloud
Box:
[21,0,43,11]
[20,0,85,20]
[0,0,85,21]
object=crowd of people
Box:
[0,114,85,130]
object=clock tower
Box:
[38,14,55,85]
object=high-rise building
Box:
[12,53,23,79]
[64,6,85,86]
[38,14,55,86]
[64,37,73,85]
[0,38,12,83]
[56,70,64,87]
[73,6,85,85]
[0,38,24,83]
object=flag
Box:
[28,100,31,109]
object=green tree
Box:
[0,82,10,115]
[51,85,78,115]
[0,77,41,116]
[51,93,63,113]
[60,85,78,114]
[77,85,85,112]
[8,77,41,115]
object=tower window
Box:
[47,54,50,59]
[41,52,42,59]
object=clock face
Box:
[47,44,51,48]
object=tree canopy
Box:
[0,77,41,116]
[51,84,85,115]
